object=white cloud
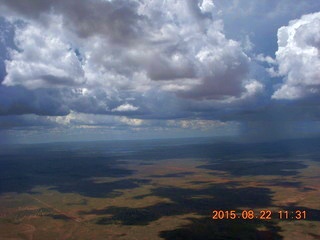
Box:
[52,112,144,127]
[198,0,215,14]
[141,1,251,100]
[256,54,277,65]
[119,117,144,126]
[272,12,320,99]
[112,103,139,112]
[242,80,264,98]
[3,20,85,89]
[167,119,225,130]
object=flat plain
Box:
[0,138,319,240]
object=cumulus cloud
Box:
[167,119,225,130]
[139,2,251,100]
[0,0,145,44]
[119,116,144,126]
[272,12,320,99]
[112,103,139,112]
[198,0,215,14]
[1,0,253,101]
[52,112,144,128]
[255,54,277,65]
[1,0,320,142]
[0,0,264,126]
[3,22,85,89]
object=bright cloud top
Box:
[273,12,320,99]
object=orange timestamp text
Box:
[212,210,307,220]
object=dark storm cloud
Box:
[0,0,54,18]
[0,86,70,116]
[145,54,197,81]
[60,0,145,44]
[0,114,57,129]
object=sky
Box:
[0,0,320,144]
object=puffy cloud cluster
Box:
[272,12,320,99]
[167,119,226,130]
[0,0,255,104]
[0,0,320,141]
[4,23,85,89]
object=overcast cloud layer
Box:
[0,0,320,143]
